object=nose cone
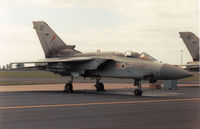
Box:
[160,64,193,80]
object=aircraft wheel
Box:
[96,82,105,92]
[65,83,74,93]
[134,89,143,96]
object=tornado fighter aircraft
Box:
[12,21,193,96]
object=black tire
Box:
[65,83,73,93]
[149,79,157,83]
[96,82,105,92]
[134,89,143,96]
[138,89,143,96]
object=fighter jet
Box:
[179,32,200,71]
[12,21,193,96]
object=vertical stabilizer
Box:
[33,21,80,58]
[179,32,199,61]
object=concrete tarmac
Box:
[0,83,200,129]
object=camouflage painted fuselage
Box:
[32,21,192,81]
[43,52,191,81]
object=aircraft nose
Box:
[160,64,193,80]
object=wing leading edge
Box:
[11,57,94,64]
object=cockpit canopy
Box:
[124,50,158,62]
[124,50,140,58]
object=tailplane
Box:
[33,21,80,58]
[179,32,199,61]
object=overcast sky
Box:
[0,0,199,66]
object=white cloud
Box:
[27,0,196,64]
[29,0,76,8]
[0,0,198,65]
[0,0,27,6]
[62,21,193,63]
[0,25,44,65]
[0,8,9,16]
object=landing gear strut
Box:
[95,77,105,92]
[134,79,143,96]
[65,76,74,93]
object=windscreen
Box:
[124,50,158,62]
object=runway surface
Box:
[0,83,200,129]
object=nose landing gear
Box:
[65,76,74,93]
[95,77,105,92]
[65,82,73,93]
[134,79,143,96]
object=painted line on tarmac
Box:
[0,98,200,110]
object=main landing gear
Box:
[134,79,143,96]
[95,77,105,92]
[65,76,106,93]
[65,76,74,93]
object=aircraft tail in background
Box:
[179,32,199,61]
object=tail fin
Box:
[33,21,80,58]
[179,32,199,61]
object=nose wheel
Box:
[134,79,143,96]
[134,89,143,96]
[95,77,105,92]
[96,82,105,92]
[65,76,74,93]
[65,82,74,93]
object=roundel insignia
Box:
[121,63,126,69]
[52,35,56,40]
[116,62,126,69]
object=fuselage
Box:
[44,51,192,81]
